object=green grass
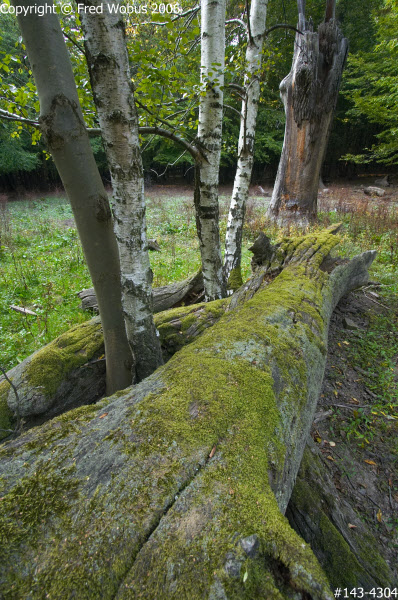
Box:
[1,187,397,401]
[0,191,253,371]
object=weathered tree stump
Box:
[267,3,348,223]
[0,229,377,598]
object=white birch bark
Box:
[195,0,227,300]
[81,0,163,381]
[223,0,268,287]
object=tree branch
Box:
[63,30,85,55]
[223,103,242,119]
[0,108,40,129]
[245,0,253,44]
[265,23,303,37]
[225,17,246,30]
[139,126,199,160]
[228,83,245,98]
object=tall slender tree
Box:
[11,0,133,394]
[81,0,163,382]
[267,0,348,223]
[195,0,227,300]
[223,0,268,288]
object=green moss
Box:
[181,313,197,332]
[227,267,243,291]
[25,317,103,399]
[0,380,13,441]
[0,459,79,552]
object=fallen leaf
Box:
[350,397,360,404]
[326,455,334,461]
[348,523,357,529]
[243,570,248,583]
[99,413,108,419]
[328,441,336,447]
[209,445,216,458]
[315,436,322,443]
[364,459,377,466]
[343,341,350,345]
[377,509,382,522]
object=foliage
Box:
[0,121,39,174]
[342,0,398,165]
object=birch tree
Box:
[223,0,268,288]
[267,0,348,223]
[195,0,227,300]
[81,0,163,382]
[11,0,133,395]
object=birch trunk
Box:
[195,0,226,300]
[81,1,163,382]
[12,0,133,395]
[267,1,348,224]
[223,0,268,287]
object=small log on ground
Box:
[78,269,204,313]
[0,230,376,598]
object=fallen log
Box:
[0,229,376,598]
[78,269,204,313]
[0,299,229,439]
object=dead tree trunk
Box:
[0,230,375,598]
[267,0,348,223]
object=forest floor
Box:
[316,290,398,582]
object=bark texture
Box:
[195,0,227,300]
[0,230,376,599]
[267,3,348,223]
[224,0,268,286]
[12,0,133,394]
[287,442,394,589]
[78,270,205,314]
[81,0,163,381]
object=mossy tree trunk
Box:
[11,0,133,395]
[0,230,376,599]
[267,0,348,224]
[81,0,163,381]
